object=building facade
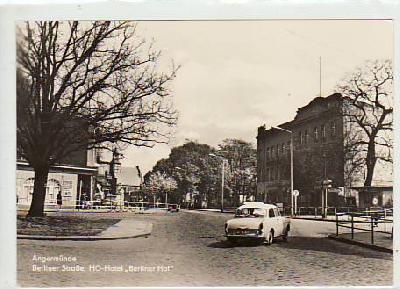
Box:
[257,93,348,207]
[257,93,393,209]
[16,149,98,210]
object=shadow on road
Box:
[207,237,391,260]
[276,237,392,260]
[207,239,263,248]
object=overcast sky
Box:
[122,20,393,173]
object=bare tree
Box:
[338,59,393,187]
[17,21,178,217]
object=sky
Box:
[121,20,393,174]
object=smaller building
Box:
[17,149,98,210]
[350,186,393,209]
[115,166,142,204]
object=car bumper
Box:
[226,233,263,239]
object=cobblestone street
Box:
[17,211,393,287]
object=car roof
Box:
[237,202,277,210]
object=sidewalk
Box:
[328,232,393,253]
[292,215,349,222]
[17,219,152,241]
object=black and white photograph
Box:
[10,15,395,287]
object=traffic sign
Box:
[292,190,299,197]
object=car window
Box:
[274,208,279,217]
[269,208,275,218]
[253,208,266,216]
[235,208,266,217]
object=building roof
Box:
[257,93,343,138]
[115,166,142,187]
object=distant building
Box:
[115,166,142,203]
[256,93,393,208]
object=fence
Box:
[17,200,180,213]
[280,206,391,218]
[334,209,393,245]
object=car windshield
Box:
[235,208,266,218]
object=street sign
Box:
[372,197,379,206]
[292,190,299,197]
[322,179,332,189]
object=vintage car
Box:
[168,204,180,212]
[225,202,290,244]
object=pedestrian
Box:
[57,191,62,210]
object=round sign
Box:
[292,190,299,197]
[372,197,379,206]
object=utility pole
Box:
[209,154,228,213]
[221,159,225,213]
[319,56,322,97]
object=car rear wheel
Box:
[264,230,273,245]
[282,225,290,241]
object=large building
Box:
[256,93,393,209]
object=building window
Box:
[321,124,326,142]
[62,180,73,198]
[299,132,303,145]
[271,167,274,181]
[304,130,308,145]
[271,147,274,159]
[287,141,291,154]
[314,127,318,142]
[330,121,336,137]
[281,143,285,155]
[266,147,270,160]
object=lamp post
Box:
[272,126,294,216]
[209,153,227,213]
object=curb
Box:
[17,232,151,241]
[328,234,393,253]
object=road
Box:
[17,210,393,287]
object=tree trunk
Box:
[27,166,50,217]
[364,140,377,187]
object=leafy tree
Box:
[17,21,178,216]
[145,141,221,207]
[337,59,393,187]
[145,139,257,208]
[218,139,257,206]
[145,171,177,204]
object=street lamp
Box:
[209,153,227,213]
[272,126,294,216]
